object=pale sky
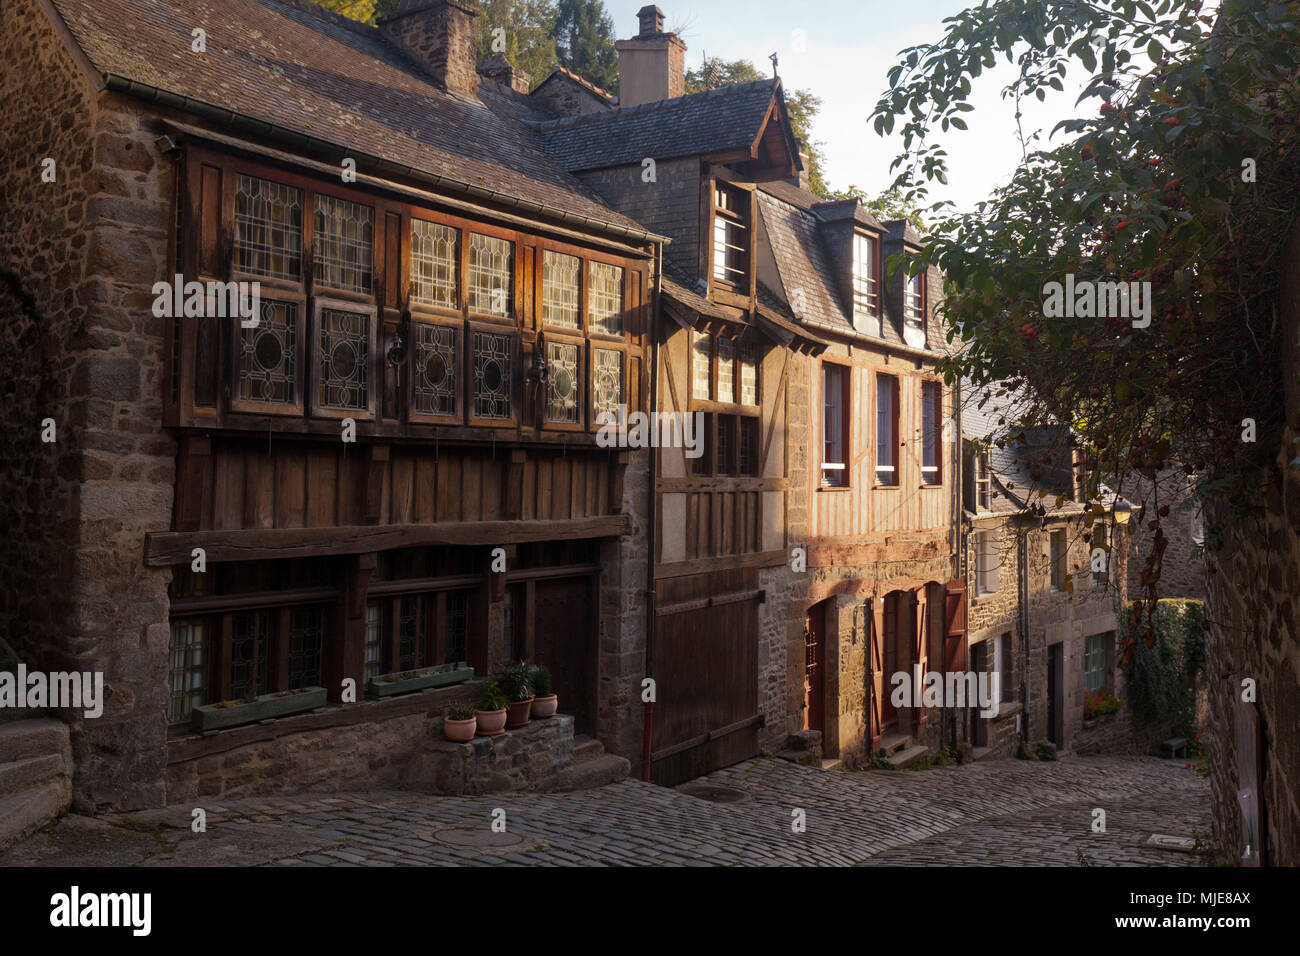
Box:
[609,0,1090,216]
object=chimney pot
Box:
[637,4,665,36]
[379,0,482,98]
[616,6,686,107]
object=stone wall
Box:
[1125,467,1207,601]
[1202,220,1300,867]
[3,1,177,813]
[167,681,582,801]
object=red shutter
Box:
[866,598,883,755]
[912,588,928,736]
[944,578,968,673]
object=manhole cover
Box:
[431,827,525,848]
[677,783,751,803]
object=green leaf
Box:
[1147,39,1163,63]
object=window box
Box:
[191,685,326,732]
[365,663,475,699]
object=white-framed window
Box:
[1050,530,1065,591]
[852,232,878,316]
[712,182,750,286]
[821,363,847,487]
[921,380,941,485]
[976,530,999,594]
[1084,632,1110,692]
[976,448,992,510]
[905,268,925,328]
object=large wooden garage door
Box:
[650,567,761,786]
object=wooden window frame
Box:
[544,330,586,432]
[975,530,999,595]
[709,178,754,296]
[408,217,461,315]
[310,296,379,422]
[466,230,516,321]
[366,586,478,675]
[905,267,927,330]
[852,231,883,318]
[920,378,943,487]
[875,372,901,488]
[589,343,626,433]
[539,247,583,333]
[467,321,520,428]
[820,360,850,489]
[976,448,992,511]
[227,288,308,418]
[407,312,464,426]
[1049,530,1065,591]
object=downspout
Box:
[642,241,663,781]
[951,377,963,749]
[1019,522,1031,747]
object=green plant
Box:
[500,660,534,702]
[531,665,553,697]
[1034,741,1060,761]
[1123,599,1204,734]
[477,680,508,712]
[870,756,899,770]
[446,703,474,722]
[1016,740,1038,761]
[1084,687,1123,718]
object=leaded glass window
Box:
[364,603,383,681]
[542,250,580,328]
[317,308,369,411]
[547,341,580,424]
[414,323,458,417]
[739,342,758,405]
[717,336,736,404]
[238,300,297,405]
[468,233,512,316]
[445,591,469,664]
[168,620,206,722]
[593,349,622,421]
[288,607,324,689]
[234,175,302,280]
[587,261,624,335]
[398,596,425,671]
[410,220,458,309]
[692,331,711,400]
[313,195,373,293]
[473,331,512,419]
[230,611,270,700]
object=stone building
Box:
[1124,466,1208,602]
[960,396,1152,759]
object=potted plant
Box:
[474,680,509,736]
[501,659,534,728]
[443,703,477,742]
[531,665,557,719]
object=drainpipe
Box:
[642,241,663,781]
[1019,523,1031,747]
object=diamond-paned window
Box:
[739,342,758,405]
[314,195,373,293]
[230,611,270,700]
[410,220,458,309]
[364,603,383,681]
[414,323,458,417]
[473,331,512,419]
[717,336,736,404]
[398,595,425,671]
[542,250,580,328]
[445,591,469,664]
[287,607,324,689]
[234,175,302,280]
[168,620,206,722]
[594,349,622,421]
[238,299,297,405]
[587,261,624,335]
[318,308,369,411]
[547,341,580,424]
[692,331,711,400]
[469,233,512,316]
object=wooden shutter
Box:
[912,588,928,736]
[944,578,968,674]
[866,597,883,755]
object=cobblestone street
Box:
[2,755,1211,867]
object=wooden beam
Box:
[144,515,633,566]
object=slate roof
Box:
[532,66,616,105]
[48,0,653,239]
[533,80,779,172]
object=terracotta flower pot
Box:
[505,697,534,728]
[475,707,507,736]
[444,716,477,742]
[531,694,558,719]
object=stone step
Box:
[878,732,912,756]
[556,753,629,791]
[971,746,994,762]
[775,749,821,767]
[0,778,71,850]
[886,745,929,769]
[819,758,843,772]
[572,735,605,765]
[0,753,69,797]
[0,719,69,766]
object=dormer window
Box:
[905,269,926,328]
[852,233,880,316]
[712,182,750,289]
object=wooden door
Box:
[866,597,884,755]
[911,588,928,737]
[533,575,596,735]
[803,605,826,738]
[650,567,761,786]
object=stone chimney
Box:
[615,4,686,108]
[478,54,531,94]
[379,0,481,98]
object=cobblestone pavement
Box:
[2,755,1211,867]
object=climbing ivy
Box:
[1123,599,1204,733]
